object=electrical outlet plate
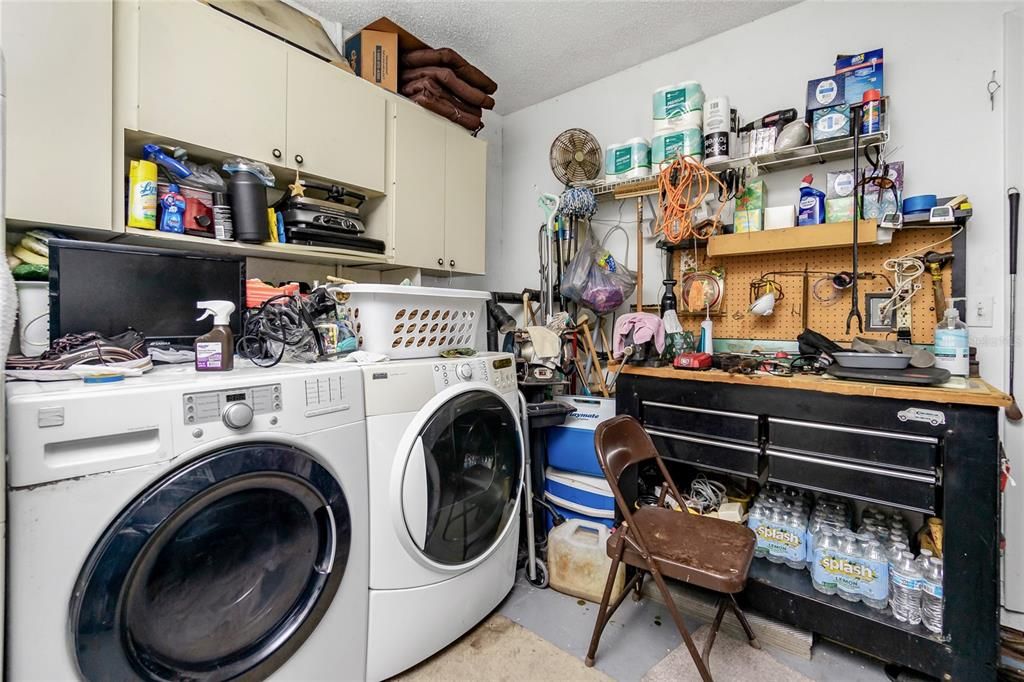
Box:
[895,294,913,331]
[968,296,994,327]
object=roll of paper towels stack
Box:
[652,81,704,166]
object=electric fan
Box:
[549,128,602,186]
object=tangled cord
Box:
[657,154,726,244]
[237,291,334,367]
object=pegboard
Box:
[672,228,954,344]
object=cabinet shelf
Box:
[120,227,389,266]
[706,220,882,257]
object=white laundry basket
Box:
[340,284,489,359]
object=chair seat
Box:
[607,506,756,594]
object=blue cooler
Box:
[544,467,616,530]
[546,396,616,477]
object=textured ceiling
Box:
[295,1,796,114]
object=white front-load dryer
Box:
[363,353,523,680]
[5,364,369,681]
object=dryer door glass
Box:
[407,390,521,565]
[70,444,351,682]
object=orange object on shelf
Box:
[246,279,300,308]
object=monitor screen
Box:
[49,239,245,345]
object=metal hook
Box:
[988,70,1001,111]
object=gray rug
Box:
[642,625,813,682]
[395,613,612,681]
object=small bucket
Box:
[16,281,49,357]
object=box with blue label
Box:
[546,396,616,477]
[835,48,884,104]
[806,75,845,112]
[544,468,615,530]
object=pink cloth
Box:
[613,313,665,359]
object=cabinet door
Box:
[137,1,287,165]
[3,0,112,230]
[285,50,385,193]
[443,129,487,275]
[390,101,446,270]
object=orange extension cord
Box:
[656,154,727,244]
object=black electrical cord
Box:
[237,293,328,367]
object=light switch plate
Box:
[968,296,994,327]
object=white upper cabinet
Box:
[443,128,487,275]
[4,0,113,230]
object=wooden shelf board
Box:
[707,220,881,257]
[119,227,389,266]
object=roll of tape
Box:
[903,194,938,215]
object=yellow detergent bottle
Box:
[127,159,158,229]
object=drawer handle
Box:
[437,258,444,266]
[768,417,938,445]
[644,400,758,422]
[645,428,761,454]
[766,448,936,484]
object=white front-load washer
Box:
[6,363,369,681]
[363,352,523,681]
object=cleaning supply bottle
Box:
[699,303,714,354]
[798,174,826,226]
[127,159,158,229]
[159,184,187,233]
[934,299,969,376]
[195,300,235,371]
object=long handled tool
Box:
[846,105,864,335]
[1008,188,1022,420]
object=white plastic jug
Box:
[548,519,625,603]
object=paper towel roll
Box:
[703,96,731,164]
[604,138,651,184]
[652,128,704,166]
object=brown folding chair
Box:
[585,415,760,681]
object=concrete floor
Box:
[497,572,892,682]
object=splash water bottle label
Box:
[753,521,806,562]
[811,548,838,589]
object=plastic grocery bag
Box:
[560,234,595,303]
[582,252,636,314]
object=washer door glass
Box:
[404,390,521,565]
[70,444,351,682]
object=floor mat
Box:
[395,613,613,681]
[642,625,814,682]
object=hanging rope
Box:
[656,154,726,244]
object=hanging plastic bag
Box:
[582,251,636,313]
[560,230,597,303]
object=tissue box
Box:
[735,210,763,233]
[812,105,851,143]
[765,205,796,230]
[826,196,856,223]
[826,170,857,199]
[734,179,765,233]
[836,48,884,104]
[806,75,845,112]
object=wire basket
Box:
[339,284,490,359]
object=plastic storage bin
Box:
[339,284,489,359]
[546,396,617,476]
[544,468,615,530]
[548,519,625,603]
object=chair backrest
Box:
[594,414,660,484]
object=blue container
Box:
[546,396,616,477]
[544,468,615,531]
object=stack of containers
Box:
[651,81,705,169]
[543,396,618,530]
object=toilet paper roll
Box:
[653,81,705,127]
[652,128,704,166]
[654,109,703,134]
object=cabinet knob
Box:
[294,154,304,165]
[437,258,444,266]
[449,259,456,268]
[272,148,282,159]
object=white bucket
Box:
[15,281,49,357]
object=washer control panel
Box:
[183,384,281,426]
[434,356,516,392]
[303,375,349,417]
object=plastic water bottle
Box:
[767,508,786,564]
[916,548,934,570]
[891,552,923,624]
[837,532,862,603]
[749,505,768,559]
[861,540,889,610]
[811,529,839,596]
[921,557,944,634]
[785,511,808,570]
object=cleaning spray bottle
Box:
[934,298,969,376]
[195,300,235,372]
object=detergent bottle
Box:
[159,184,187,233]
[934,299,969,376]
[195,300,235,371]
[798,174,826,226]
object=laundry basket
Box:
[340,284,490,359]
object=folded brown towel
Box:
[407,91,483,132]
[401,76,483,118]
[401,47,497,95]
[400,66,495,110]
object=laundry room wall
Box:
[492,0,1011,384]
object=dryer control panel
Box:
[434,356,516,393]
[183,384,281,425]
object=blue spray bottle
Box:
[798,174,826,226]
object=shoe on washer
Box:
[6,329,151,372]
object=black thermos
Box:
[228,170,269,243]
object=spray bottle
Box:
[195,300,235,372]
[934,298,968,376]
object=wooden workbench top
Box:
[621,365,1013,408]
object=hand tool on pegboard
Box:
[923,251,954,322]
[1007,187,1022,421]
[846,105,864,334]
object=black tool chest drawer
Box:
[766,417,939,513]
[643,401,763,478]
[768,417,939,474]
